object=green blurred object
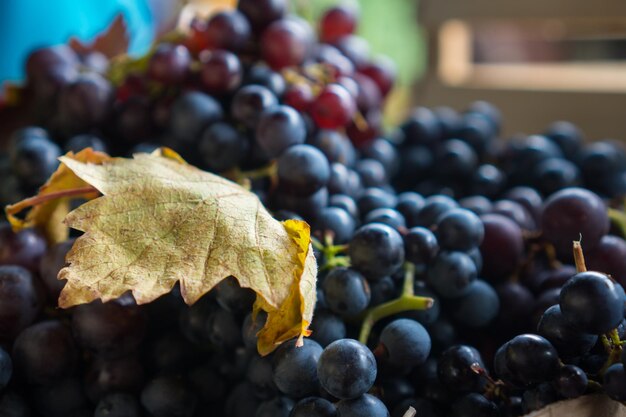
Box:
[295,0,425,86]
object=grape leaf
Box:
[5,148,110,244]
[55,149,316,355]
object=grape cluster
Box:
[2,1,626,416]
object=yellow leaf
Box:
[57,150,317,355]
[5,148,111,244]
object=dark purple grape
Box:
[204,10,251,52]
[495,282,534,329]
[395,192,425,227]
[317,339,376,400]
[199,49,243,95]
[256,105,306,158]
[437,345,486,393]
[147,43,191,85]
[399,107,441,147]
[9,135,60,187]
[553,364,587,398]
[272,338,322,398]
[479,214,524,282]
[243,64,287,97]
[256,396,294,417]
[310,84,356,130]
[58,73,113,134]
[214,276,255,314]
[199,121,249,172]
[537,304,597,358]
[604,363,626,401]
[521,382,558,413]
[322,267,370,316]
[450,280,499,328]
[544,121,583,160]
[434,139,478,179]
[231,85,278,130]
[0,347,11,390]
[415,195,458,228]
[503,186,542,222]
[336,394,389,417]
[32,377,88,417]
[404,227,439,265]
[278,144,330,196]
[450,393,499,417]
[541,187,609,257]
[85,355,144,401]
[471,164,505,198]
[364,208,405,229]
[500,334,560,385]
[587,235,626,287]
[238,0,286,32]
[532,158,580,196]
[427,251,477,298]
[290,396,337,417]
[435,209,484,251]
[72,299,146,358]
[357,188,397,218]
[169,91,223,145]
[559,271,624,334]
[492,199,536,231]
[313,207,356,244]
[0,265,40,340]
[64,133,108,153]
[261,19,311,70]
[247,354,278,399]
[355,158,387,188]
[380,319,431,368]
[348,223,404,280]
[13,320,77,384]
[0,390,31,417]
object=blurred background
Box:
[1,0,625,138]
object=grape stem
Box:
[573,239,587,273]
[358,263,434,344]
[599,328,623,375]
[312,232,351,271]
[5,185,99,217]
[608,208,626,239]
[401,406,417,417]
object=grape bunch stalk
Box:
[2,0,626,416]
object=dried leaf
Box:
[5,148,111,243]
[55,149,316,354]
[69,14,130,58]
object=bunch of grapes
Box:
[2,0,626,416]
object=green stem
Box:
[599,329,623,375]
[358,263,433,344]
[608,208,626,239]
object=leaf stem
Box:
[358,263,433,344]
[573,239,587,273]
[5,185,99,216]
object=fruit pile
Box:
[1,1,626,417]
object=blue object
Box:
[0,0,155,83]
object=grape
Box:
[95,393,141,417]
[349,223,404,280]
[26,45,79,84]
[188,365,225,404]
[277,144,330,196]
[275,187,328,221]
[521,382,557,413]
[0,265,40,340]
[313,207,356,244]
[380,319,431,368]
[13,320,77,384]
[450,280,499,328]
[364,208,406,229]
[327,164,360,195]
[545,121,583,159]
[470,164,504,198]
[284,83,314,112]
[414,195,458,228]
[290,397,337,417]
[434,139,478,179]
[71,299,146,358]
[169,91,223,145]
[553,364,587,399]
[437,345,486,393]
[310,84,356,129]
[587,235,626,286]
[435,209,484,251]
[492,200,536,231]
[242,311,267,350]
[238,0,286,32]
[141,376,197,417]
[400,107,441,147]
[204,307,243,350]
[559,271,624,334]
[604,363,626,401]
[261,19,311,69]
[377,379,415,410]
[147,43,191,85]
[231,85,278,130]
[532,158,580,196]
[256,105,306,158]
[395,192,425,228]
[426,251,477,298]
[0,347,12,390]
[329,194,360,219]
[256,396,294,417]
[541,187,609,257]
[317,339,376,399]
[205,10,251,52]
[503,186,543,222]
[494,282,534,329]
[359,57,396,97]
[272,338,322,398]
[355,158,387,187]
[498,334,560,385]
[64,134,108,153]
[336,394,389,417]
[199,122,249,172]
[537,305,597,358]
[322,267,370,316]
[334,34,370,68]
[243,65,287,97]
[214,276,255,314]
[357,188,397,218]
[319,6,357,43]
[85,355,144,401]
[199,49,243,95]
[370,276,400,308]
[479,214,524,282]
[9,135,60,187]
[58,73,113,134]
[450,393,499,417]
[247,354,279,399]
